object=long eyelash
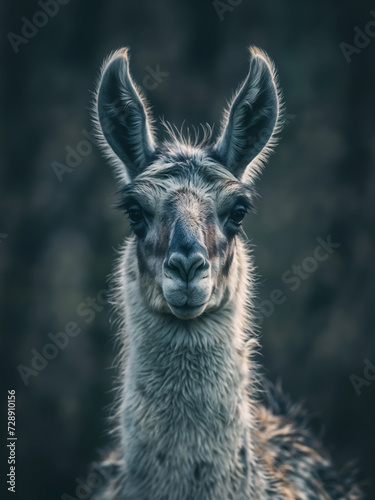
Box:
[241,197,253,212]
[115,194,138,213]
[240,184,258,212]
[114,182,139,212]
[115,195,127,212]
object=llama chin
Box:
[89,47,363,500]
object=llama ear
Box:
[94,48,156,183]
[214,47,281,184]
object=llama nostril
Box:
[168,254,188,281]
[166,253,208,283]
[187,255,207,282]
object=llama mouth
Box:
[167,302,207,319]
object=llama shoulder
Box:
[254,382,363,499]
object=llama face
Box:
[95,47,281,318]
[117,150,253,318]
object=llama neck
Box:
[116,240,263,499]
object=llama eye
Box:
[230,208,246,224]
[127,207,143,224]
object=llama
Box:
[91,47,362,499]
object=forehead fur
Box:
[119,141,254,213]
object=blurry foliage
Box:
[1,0,375,498]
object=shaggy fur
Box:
[90,47,363,499]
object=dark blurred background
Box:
[1,0,375,498]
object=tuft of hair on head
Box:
[160,119,214,152]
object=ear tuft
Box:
[214,46,283,184]
[92,48,156,184]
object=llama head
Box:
[94,47,281,319]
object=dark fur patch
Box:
[239,446,248,477]
[218,238,235,277]
[136,243,152,277]
[156,224,170,258]
[205,224,219,259]
[141,224,170,262]
[194,463,202,481]
[168,219,201,256]
[222,249,234,277]
[193,462,211,483]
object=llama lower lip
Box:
[167,302,207,318]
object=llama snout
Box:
[162,262,212,318]
[161,218,213,318]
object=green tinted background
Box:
[1,0,374,498]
